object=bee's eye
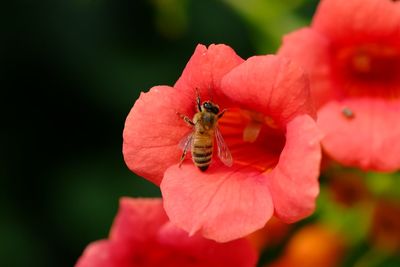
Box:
[202,102,220,114]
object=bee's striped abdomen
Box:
[192,134,213,171]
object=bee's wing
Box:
[179,131,194,152]
[215,127,233,167]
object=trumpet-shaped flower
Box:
[123,44,321,242]
[278,0,400,171]
[75,198,258,267]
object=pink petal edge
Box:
[267,115,322,223]
[123,86,191,185]
[75,241,114,267]
[161,163,274,243]
[174,43,245,106]
[278,27,335,108]
[221,55,315,127]
[312,0,400,45]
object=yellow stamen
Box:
[352,53,371,73]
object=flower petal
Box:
[221,55,315,127]
[174,44,245,106]
[123,86,191,185]
[157,222,258,267]
[267,115,322,223]
[107,198,169,264]
[123,44,244,184]
[318,98,400,171]
[278,28,335,108]
[75,241,115,267]
[161,163,273,243]
[110,197,168,242]
[312,0,400,45]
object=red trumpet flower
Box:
[123,44,321,242]
[279,0,400,171]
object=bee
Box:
[178,91,233,171]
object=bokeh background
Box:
[2,0,399,267]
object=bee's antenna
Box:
[195,87,201,111]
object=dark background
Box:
[1,1,318,266]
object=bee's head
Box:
[202,101,220,114]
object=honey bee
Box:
[178,91,233,171]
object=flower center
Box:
[352,45,399,81]
[334,44,400,97]
[218,108,286,172]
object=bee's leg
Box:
[183,116,195,126]
[196,88,202,112]
[217,109,227,120]
[179,154,184,167]
[177,112,195,126]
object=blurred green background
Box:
[3,0,399,267]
